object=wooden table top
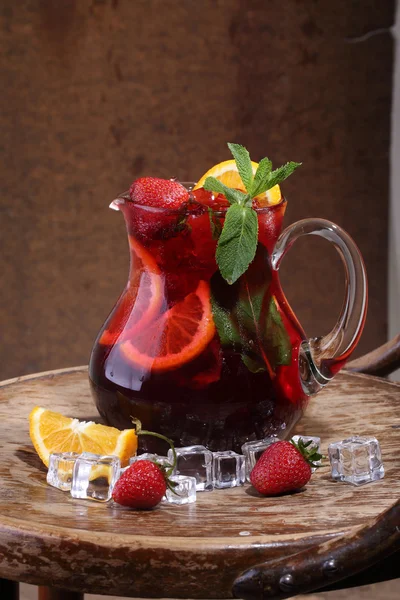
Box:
[0,367,398,598]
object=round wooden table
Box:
[0,367,398,600]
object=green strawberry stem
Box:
[138,430,177,477]
[290,437,325,469]
[131,417,177,477]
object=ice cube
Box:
[71,453,121,501]
[129,453,171,468]
[165,475,197,505]
[292,435,322,472]
[168,445,213,491]
[212,451,245,489]
[47,452,80,491]
[241,437,278,482]
[328,436,384,486]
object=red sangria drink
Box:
[89,144,367,453]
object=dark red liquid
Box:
[89,191,309,453]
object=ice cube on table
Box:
[71,453,121,501]
[165,475,197,505]
[292,435,322,472]
[241,437,278,482]
[212,451,245,489]
[168,445,213,491]
[328,436,384,486]
[47,452,80,491]
[129,453,171,468]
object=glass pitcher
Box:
[89,185,367,453]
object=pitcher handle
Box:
[271,218,368,395]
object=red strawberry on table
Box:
[250,439,322,496]
[112,421,177,509]
[112,460,168,509]
[129,177,189,209]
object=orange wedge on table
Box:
[100,237,164,345]
[29,407,137,467]
[120,280,215,372]
[193,159,282,206]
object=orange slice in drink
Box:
[193,159,282,206]
[29,407,137,467]
[100,237,164,345]
[120,280,215,372]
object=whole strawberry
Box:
[130,177,189,209]
[250,439,321,495]
[112,460,167,509]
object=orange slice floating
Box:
[120,280,215,372]
[193,159,282,206]
[100,237,164,345]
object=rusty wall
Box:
[0,0,394,379]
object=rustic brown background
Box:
[0,0,395,381]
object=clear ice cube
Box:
[168,445,213,491]
[328,436,384,486]
[241,437,278,482]
[71,453,121,501]
[47,452,80,491]
[165,475,197,505]
[212,451,245,489]
[292,435,322,472]
[129,453,171,468]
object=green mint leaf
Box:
[263,161,302,194]
[236,278,269,336]
[233,245,271,332]
[203,176,246,205]
[208,208,222,240]
[263,297,292,368]
[241,353,266,373]
[227,142,254,192]
[216,204,258,284]
[211,295,242,347]
[250,157,273,197]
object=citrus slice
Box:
[100,237,164,345]
[29,407,137,467]
[193,159,282,206]
[120,280,215,372]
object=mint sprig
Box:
[203,143,301,284]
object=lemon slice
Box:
[193,159,282,206]
[29,407,137,468]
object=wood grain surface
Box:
[0,367,398,597]
[0,0,395,382]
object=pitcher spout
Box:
[109,191,130,211]
[109,198,124,211]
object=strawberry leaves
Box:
[290,437,324,469]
